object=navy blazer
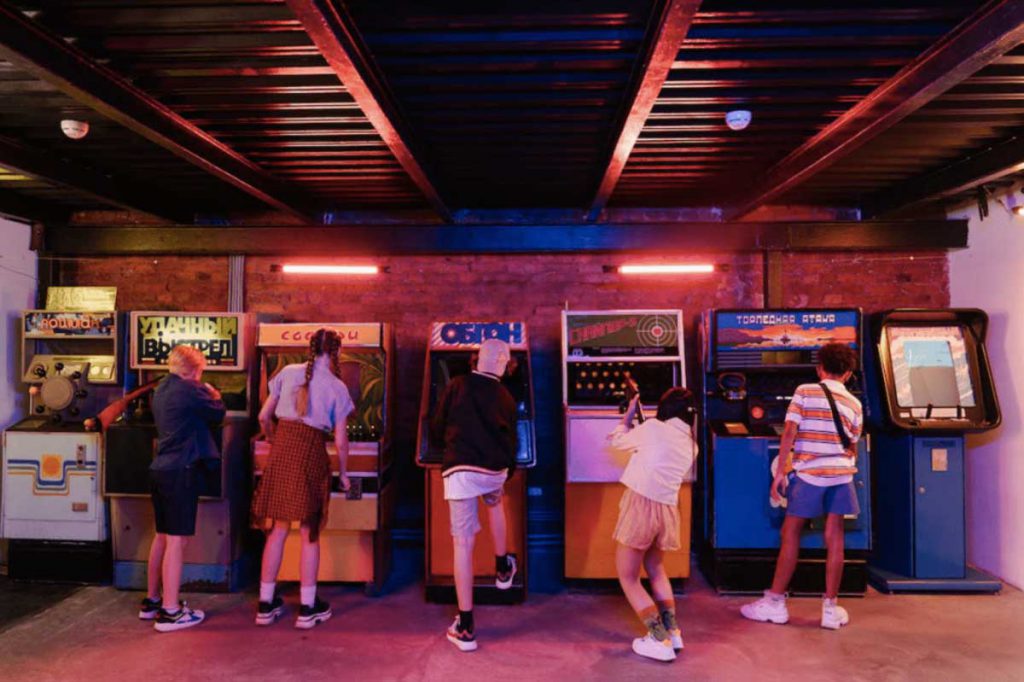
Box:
[150,374,227,471]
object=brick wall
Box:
[59,249,950,540]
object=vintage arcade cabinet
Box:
[1,307,123,581]
[562,310,689,580]
[699,309,872,594]
[103,311,256,591]
[867,309,1001,592]
[416,322,536,603]
[252,322,395,595]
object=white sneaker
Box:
[153,604,205,632]
[495,553,518,590]
[821,601,850,630]
[632,633,676,662]
[740,594,790,624]
[667,627,684,652]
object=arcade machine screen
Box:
[887,326,976,415]
[262,350,386,440]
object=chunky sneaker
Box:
[295,598,332,630]
[667,627,684,652]
[255,596,285,626]
[496,553,518,590]
[446,617,478,652]
[632,633,676,662]
[821,601,850,630]
[154,604,205,632]
[740,593,790,624]
[138,597,162,620]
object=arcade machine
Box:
[251,322,395,595]
[562,310,689,580]
[699,309,871,594]
[416,322,536,603]
[867,309,1001,592]
[103,311,257,591]
[1,307,123,581]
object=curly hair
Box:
[295,328,343,416]
[818,342,858,376]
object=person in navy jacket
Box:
[139,345,225,633]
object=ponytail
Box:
[295,328,344,415]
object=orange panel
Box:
[277,529,374,583]
[427,468,526,579]
[565,482,692,579]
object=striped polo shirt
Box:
[784,379,863,486]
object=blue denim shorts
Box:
[785,475,859,519]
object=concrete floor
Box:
[2,569,1024,682]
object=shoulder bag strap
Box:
[819,382,852,451]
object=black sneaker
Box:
[496,553,518,590]
[295,598,332,630]
[255,596,285,626]
[446,616,478,652]
[138,597,162,620]
[154,603,205,633]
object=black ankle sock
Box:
[496,554,510,573]
[458,610,474,632]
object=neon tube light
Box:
[281,264,379,275]
[619,263,715,275]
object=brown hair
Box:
[295,328,343,415]
[818,342,858,376]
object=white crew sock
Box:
[300,585,317,607]
[765,590,786,602]
[823,597,838,608]
[259,581,276,603]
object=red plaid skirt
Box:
[251,420,331,541]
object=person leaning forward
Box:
[429,338,520,652]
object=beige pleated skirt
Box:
[613,488,681,551]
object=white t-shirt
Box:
[608,418,697,506]
[443,469,508,501]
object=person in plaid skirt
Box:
[251,328,354,629]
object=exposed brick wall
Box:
[779,251,950,310]
[57,249,949,531]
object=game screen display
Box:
[714,310,859,369]
[887,326,976,409]
[565,313,679,358]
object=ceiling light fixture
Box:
[60,119,90,140]
[725,110,752,131]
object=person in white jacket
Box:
[609,387,698,663]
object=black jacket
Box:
[151,374,226,471]
[429,372,518,476]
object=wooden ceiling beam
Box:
[0,135,191,222]
[863,134,1024,217]
[0,1,314,221]
[722,0,1024,221]
[584,0,703,219]
[285,0,451,221]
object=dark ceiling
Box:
[0,0,1021,226]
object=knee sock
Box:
[638,605,670,642]
[458,610,474,632]
[259,581,276,603]
[656,599,678,631]
[300,585,316,607]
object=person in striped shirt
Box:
[741,342,862,631]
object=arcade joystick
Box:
[33,366,47,378]
[54,362,64,372]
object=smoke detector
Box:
[60,119,90,140]
[725,110,752,131]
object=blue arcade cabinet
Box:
[867,309,1001,593]
[699,309,871,594]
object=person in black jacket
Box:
[429,338,519,652]
[140,345,225,633]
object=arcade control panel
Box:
[23,355,118,385]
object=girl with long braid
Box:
[251,328,354,629]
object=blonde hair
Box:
[168,345,206,378]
